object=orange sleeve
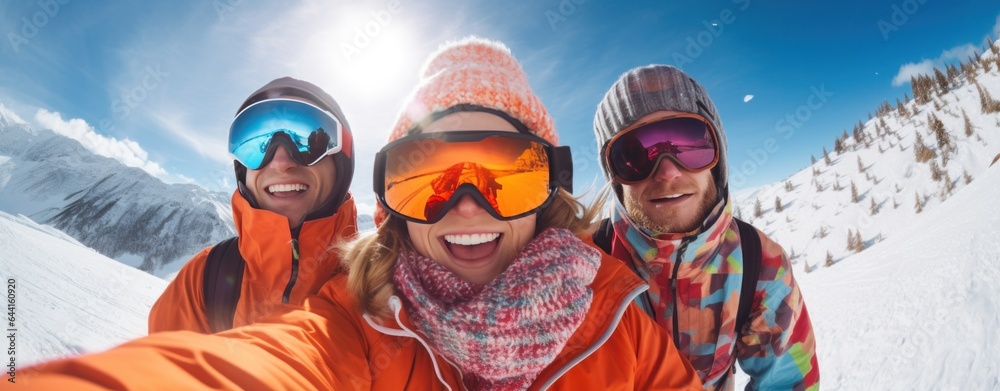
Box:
[625,302,704,390]
[24,278,374,390]
[147,247,212,334]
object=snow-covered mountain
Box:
[0,111,234,278]
[0,210,167,367]
[358,213,376,232]
[0,103,27,128]
[733,41,1000,274]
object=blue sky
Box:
[2,0,999,215]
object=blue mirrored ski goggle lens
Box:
[228,98,342,170]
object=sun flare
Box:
[338,20,418,101]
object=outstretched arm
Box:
[26,279,373,390]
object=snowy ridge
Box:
[733,43,1000,273]
[0,121,235,278]
[0,210,167,367]
[0,102,27,127]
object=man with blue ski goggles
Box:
[149,77,358,335]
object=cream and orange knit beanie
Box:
[386,36,556,144]
[375,37,557,225]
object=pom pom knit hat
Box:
[375,37,558,225]
[385,36,556,144]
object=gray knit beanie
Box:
[594,65,729,201]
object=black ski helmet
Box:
[232,77,355,222]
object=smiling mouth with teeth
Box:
[443,232,501,246]
[653,194,686,201]
[267,183,309,194]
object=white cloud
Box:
[743,94,754,103]
[147,110,230,165]
[891,61,935,87]
[34,109,168,178]
[891,43,979,86]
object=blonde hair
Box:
[342,189,606,318]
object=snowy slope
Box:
[0,120,234,278]
[0,211,167,367]
[733,44,1000,274]
[800,163,1000,390]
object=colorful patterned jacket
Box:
[600,201,819,390]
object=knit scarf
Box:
[393,228,599,391]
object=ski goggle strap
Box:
[604,113,719,183]
[374,131,572,224]
[229,98,344,170]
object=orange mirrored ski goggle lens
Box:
[374,131,572,223]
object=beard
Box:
[623,181,719,234]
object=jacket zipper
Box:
[671,240,690,347]
[538,284,649,390]
[364,297,459,391]
[281,235,300,304]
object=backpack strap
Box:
[592,217,614,255]
[734,218,762,337]
[202,237,244,333]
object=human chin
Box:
[406,214,535,286]
[250,162,335,226]
[248,176,315,222]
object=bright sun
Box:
[339,24,417,101]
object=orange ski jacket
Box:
[147,190,358,333]
[27,238,702,390]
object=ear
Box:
[234,161,260,208]
[233,160,247,183]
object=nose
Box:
[265,145,298,171]
[650,155,684,182]
[450,193,488,218]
